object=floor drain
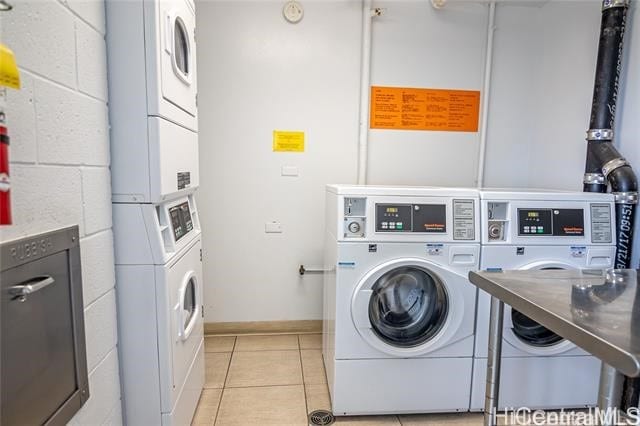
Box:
[308,409,335,425]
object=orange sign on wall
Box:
[370,86,481,132]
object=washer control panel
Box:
[485,199,613,244]
[375,204,446,233]
[517,208,583,237]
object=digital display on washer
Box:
[518,208,584,236]
[376,204,411,231]
[375,204,446,233]
[169,202,193,241]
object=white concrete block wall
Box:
[82,167,113,234]
[5,73,36,162]
[2,1,121,424]
[68,350,122,426]
[81,230,117,305]
[35,80,110,166]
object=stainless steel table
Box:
[468,269,640,426]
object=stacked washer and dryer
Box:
[323,185,480,415]
[106,1,204,424]
[471,189,617,410]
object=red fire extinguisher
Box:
[0,102,11,225]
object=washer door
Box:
[368,266,448,348]
[352,258,466,357]
[503,262,576,355]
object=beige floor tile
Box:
[215,385,307,426]
[234,334,299,351]
[299,333,322,350]
[305,384,331,412]
[398,413,483,426]
[205,352,232,389]
[335,415,401,425]
[225,350,303,387]
[301,349,327,385]
[191,389,222,425]
[205,336,236,353]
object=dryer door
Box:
[351,258,467,357]
[162,239,204,411]
[159,0,197,117]
[503,262,579,356]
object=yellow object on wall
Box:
[0,43,20,89]
[273,130,305,152]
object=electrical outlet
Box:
[265,222,283,233]
[281,166,299,177]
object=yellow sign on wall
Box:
[273,130,305,152]
[0,44,21,89]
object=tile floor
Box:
[192,333,485,426]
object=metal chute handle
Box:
[8,275,55,301]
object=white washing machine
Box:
[107,0,199,203]
[114,194,204,425]
[323,185,480,415]
[470,189,617,411]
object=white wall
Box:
[196,0,362,322]
[197,0,640,323]
[197,0,489,322]
[368,0,488,186]
[483,1,601,189]
[2,1,122,424]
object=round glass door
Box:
[173,17,190,78]
[368,266,448,348]
[511,267,563,347]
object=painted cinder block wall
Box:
[2,1,122,424]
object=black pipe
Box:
[584,0,639,410]
[588,5,627,131]
[583,2,628,192]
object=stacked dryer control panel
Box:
[106,0,204,424]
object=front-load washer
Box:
[323,185,480,415]
[107,0,199,204]
[114,194,204,425]
[470,189,616,411]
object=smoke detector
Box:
[431,0,447,8]
[283,1,304,23]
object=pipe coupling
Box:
[584,173,606,185]
[613,192,638,204]
[603,0,630,10]
[602,158,630,178]
[586,129,614,141]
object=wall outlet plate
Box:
[265,222,283,233]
